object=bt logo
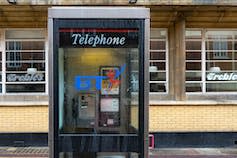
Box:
[75,64,126,91]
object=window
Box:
[185,30,202,92]
[149,29,168,93]
[186,30,237,93]
[1,29,47,93]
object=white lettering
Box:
[120,37,125,45]
[207,72,237,81]
[72,34,80,45]
[7,73,44,82]
[71,33,126,47]
[106,37,113,44]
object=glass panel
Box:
[206,41,232,51]
[206,62,237,71]
[6,84,45,92]
[186,41,201,50]
[150,52,165,60]
[59,28,139,134]
[5,51,45,61]
[6,41,45,50]
[206,83,237,92]
[186,62,201,70]
[150,72,166,81]
[150,62,165,70]
[6,30,45,39]
[150,41,165,50]
[185,30,201,39]
[206,30,236,40]
[151,29,166,39]
[186,83,202,92]
[6,62,45,71]
[206,51,235,60]
[186,71,202,81]
[186,52,201,60]
[150,83,166,92]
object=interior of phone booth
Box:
[58,47,139,134]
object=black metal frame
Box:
[52,19,145,158]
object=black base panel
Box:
[0,133,47,147]
[59,135,139,152]
[150,132,237,148]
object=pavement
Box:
[150,148,237,158]
[0,146,236,158]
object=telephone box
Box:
[48,7,150,158]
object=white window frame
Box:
[0,29,48,95]
[186,28,237,94]
[149,28,169,94]
[185,29,203,94]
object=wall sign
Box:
[59,28,138,48]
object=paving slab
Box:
[0,146,236,158]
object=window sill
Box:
[0,95,48,106]
[0,101,48,106]
[149,100,237,106]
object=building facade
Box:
[0,0,237,147]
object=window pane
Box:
[206,51,234,60]
[186,41,201,50]
[151,29,166,39]
[150,72,166,81]
[206,41,232,51]
[206,83,237,92]
[185,30,201,39]
[6,30,45,39]
[206,62,237,71]
[150,83,166,92]
[6,84,45,92]
[150,52,165,60]
[186,52,201,60]
[6,62,45,71]
[206,31,236,40]
[186,71,202,81]
[150,41,165,50]
[6,41,44,50]
[150,62,165,70]
[186,62,201,70]
[186,83,202,92]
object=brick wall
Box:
[0,106,48,132]
[149,105,237,132]
[1,104,237,133]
